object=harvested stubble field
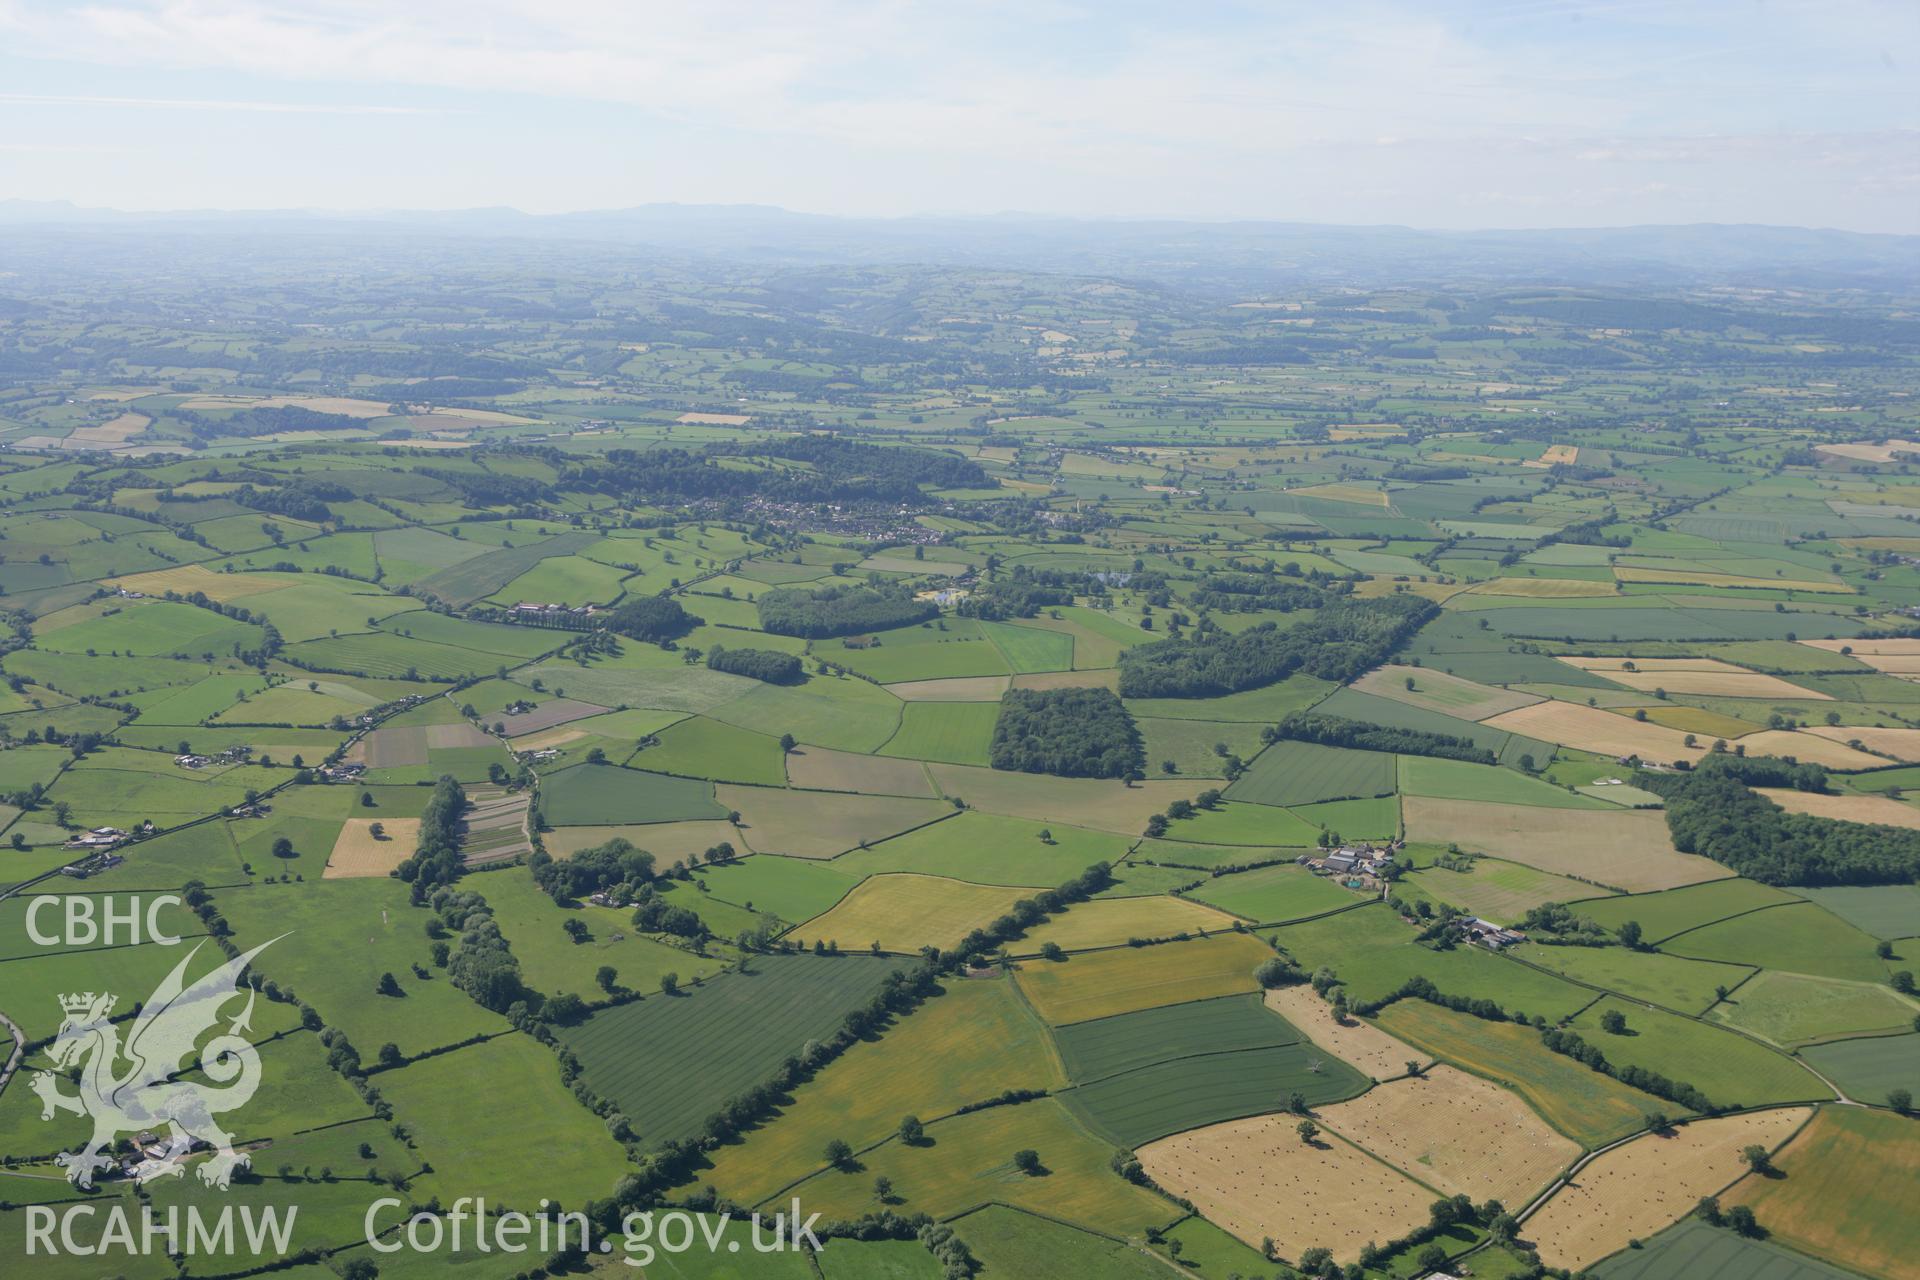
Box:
[783,744,937,795]
[542,819,743,860]
[1014,932,1272,1025]
[1805,722,1920,760]
[1401,795,1726,893]
[790,873,1032,952]
[716,785,951,858]
[1263,985,1430,1080]
[1353,664,1543,720]
[1526,1108,1814,1271]
[1319,1065,1580,1205]
[1376,1000,1672,1148]
[1482,700,1705,762]
[1016,894,1237,953]
[1139,1115,1428,1265]
[924,763,1192,834]
[1556,655,1827,700]
[1756,786,1920,829]
[321,817,419,879]
[1734,730,1886,770]
[882,675,1009,701]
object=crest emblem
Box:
[32,938,279,1190]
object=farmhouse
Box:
[1463,917,1528,949]
[64,827,127,850]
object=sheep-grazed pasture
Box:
[1376,1000,1674,1148]
[1662,902,1891,984]
[1139,1115,1430,1265]
[1403,857,1615,925]
[1570,998,1831,1108]
[1185,862,1362,924]
[1791,883,1920,939]
[1527,1109,1814,1271]
[924,762,1193,833]
[321,817,419,878]
[789,873,1032,952]
[1014,932,1273,1025]
[1522,943,1750,1016]
[1402,796,1726,893]
[1573,877,1799,942]
[1320,1065,1580,1205]
[558,953,902,1148]
[830,811,1130,886]
[1709,969,1920,1048]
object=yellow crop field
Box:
[1525,1108,1813,1270]
[1320,1066,1579,1205]
[1613,566,1852,593]
[791,874,1030,952]
[1555,656,1826,700]
[1017,895,1237,953]
[323,818,421,879]
[1727,1107,1920,1280]
[1805,723,1920,761]
[1734,730,1885,770]
[1803,636,1920,655]
[1014,932,1271,1025]
[1482,700,1705,762]
[1755,788,1920,829]
[1140,1116,1429,1265]
[109,565,288,601]
[543,820,744,861]
[1401,796,1728,893]
[1465,576,1616,598]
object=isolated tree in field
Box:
[1889,1087,1913,1114]
[659,971,678,995]
[1600,1009,1629,1035]
[377,1042,402,1068]
[824,1139,853,1169]
[1894,970,1915,995]
[1740,1143,1773,1174]
[1404,676,1416,691]
[872,1175,892,1203]
[360,790,375,807]
[1296,1120,1319,1144]
[1644,1110,1671,1134]
[1040,941,1066,961]
[596,964,618,993]
[1617,920,1643,950]
[369,821,385,839]
[272,836,294,859]
[376,972,401,996]
[1286,1090,1308,1115]
[1726,1204,1762,1238]
[898,1115,925,1145]
[780,732,797,753]
[1877,940,1896,959]
[1695,1195,1723,1225]
[1012,1148,1042,1175]
[1405,1060,1423,1078]
[563,918,589,943]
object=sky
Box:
[0,0,1917,232]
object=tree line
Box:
[1263,711,1497,765]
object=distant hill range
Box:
[3,199,1917,289]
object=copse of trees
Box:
[1264,711,1497,765]
[571,438,989,508]
[393,775,467,895]
[1640,765,1920,885]
[606,595,701,644]
[757,583,938,639]
[706,644,804,684]
[988,686,1144,779]
[530,836,656,902]
[1118,595,1436,698]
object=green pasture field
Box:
[1184,862,1361,923]
[1154,1216,1278,1279]
[484,552,632,606]
[3,648,221,696]
[540,762,724,825]
[1376,1000,1675,1147]
[1013,931,1272,1025]
[698,975,1063,1207]
[708,673,904,752]
[1124,672,1336,723]
[0,743,72,791]
[214,876,508,1057]
[1162,800,1325,846]
[1792,884,1920,940]
[374,1032,632,1205]
[1136,716,1266,778]
[1274,904,1594,1018]
[778,1097,1173,1238]
[1574,878,1800,942]
[0,937,278,1045]
[814,1240,944,1280]
[241,579,422,641]
[1396,755,1610,808]
[980,619,1074,672]
[1570,997,1831,1108]
[636,714,788,784]
[1590,1215,1864,1280]
[1523,943,1750,1015]
[791,873,1032,953]
[829,624,1013,684]
[692,854,859,922]
[1227,739,1396,806]
[877,700,1001,765]
[413,529,602,607]
[281,631,500,679]
[828,811,1131,886]
[1709,970,1920,1047]
[1132,837,1314,870]
[720,785,952,858]
[36,599,266,658]
[559,953,902,1146]
[1403,857,1616,925]
[210,683,368,726]
[1312,686,1548,761]
[125,670,267,721]
[1663,903,1892,983]
[1800,1032,1920,1103]
[377,608,571,658]
[1294,794,1401,839]
[480,867,725,994]
[952,1207,1168,1280]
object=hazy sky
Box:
[1,0,1917,231]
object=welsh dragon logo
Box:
[32,938,278,1190]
